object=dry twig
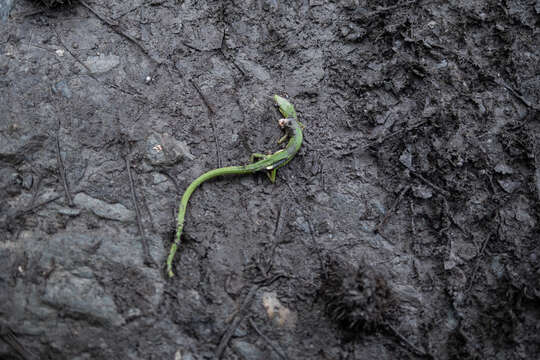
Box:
[190,79,222,167]
[125,156,155,267]
[215,285,260,359]
[375,185,411,234]
[248,317,288,360]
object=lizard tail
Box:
[166,165,254,277]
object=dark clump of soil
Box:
[321,257,395,336]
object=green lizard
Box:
[166,95,303,277]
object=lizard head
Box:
[278,118,295,129]
[274,94,297,119]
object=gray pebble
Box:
[73,193,135,222]
[231,340,265,360]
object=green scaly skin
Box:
[167,95,303,277]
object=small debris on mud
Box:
[261,291,297,328]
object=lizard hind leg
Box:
[267,169,277,183]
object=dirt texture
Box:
[1,0,539,359]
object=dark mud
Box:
[1,0,539,359]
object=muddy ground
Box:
[1,0,539,359]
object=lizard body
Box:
[166,95,303,277]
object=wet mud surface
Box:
[1,0,539,359]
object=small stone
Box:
[52,80,72,99]
[412,185,433,199]
[497,179,520,193]
[444,258,457,271]
[340,26,352,37]
[73,193,135,222]
[57,207,81,217]
[0,0,14,23]
[125,308,142,320]
[22,173,33,190]
[399,146,413,169]
[146,133,194,166]
[536,167,540,197]
[422,106,438,117]
[342,24,367,42]
[294,216,310,233]
[236,56,270,81]
[84,54,120,73]
[174,350,196,360]
[317,219,333,234]
[43,270,124,327]
[490,256,505,279]
[174,350,182,360]
[152,172,168,185]
[315,191,330,205]
[0,168,21,195]
[262,291,297,328]
[494,163,514,174]
[231,340,265,360]
[342,0,359,10]
[233,325,248,337]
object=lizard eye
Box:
[278,118,289,128]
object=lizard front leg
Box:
[277,134,289,144]
[250,153,269,162]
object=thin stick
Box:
[375,185,410,233]
[385,323,432,358]
[0,324,39,360]
[465,210,499,294]
[285,181,327,278]
[79,1,158,63]
[125,156,156,267]
[465,234,490,294]
[16,195,62,217]
[410,170,450,197]
[368,0,419,16]
[190,79,222,167]
[269,203,287,260]
[53,25,142,97]
[12,9,46,19]
[215,285,260,359]
[248,318,288,360]
[54,131,73,206]
[52,25,95,76]
[442,197,470,237]
[220,49,246,77]
[189,79,216,114]
[495,78,538,110]
[273,203,286,237]
[357,120,429,153]
[330,97,352,129]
